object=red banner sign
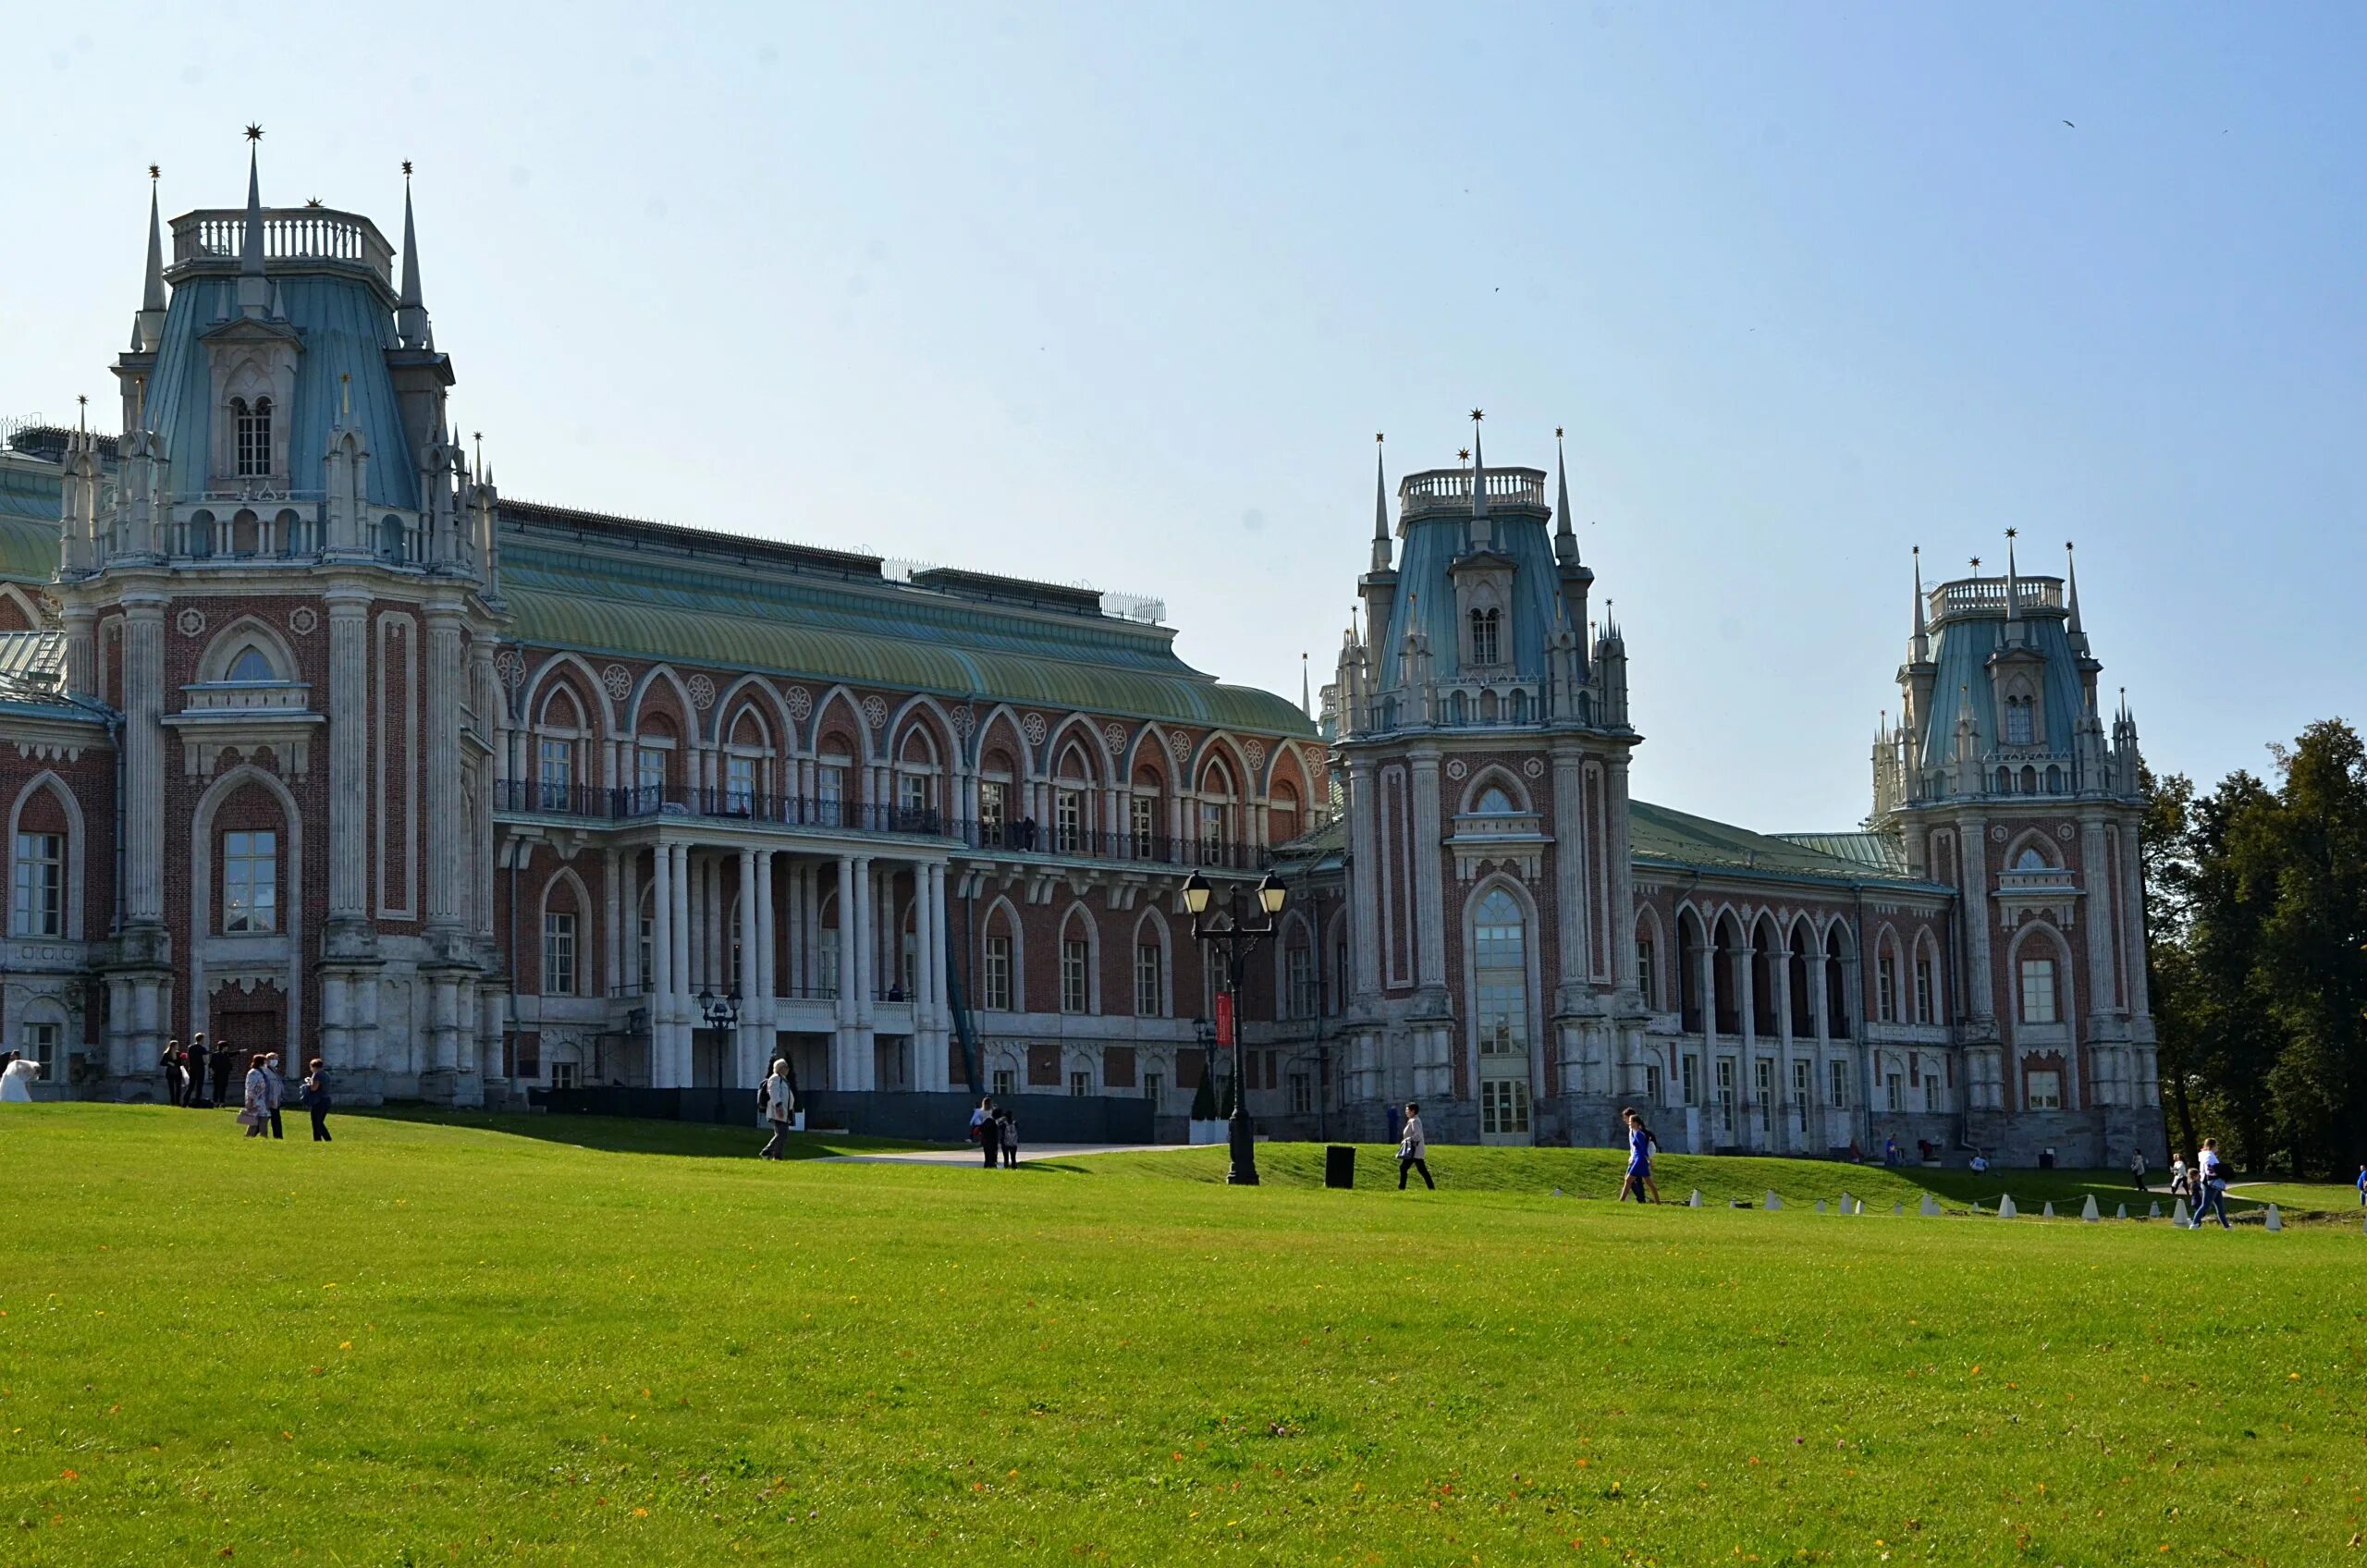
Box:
[1214,991,1234,1048]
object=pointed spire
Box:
[396,160,432,348]
[1368,433,1392,572]
[2064,539,2086,641]
[2004,527,2020,621]
[237,126,271,318]
[1909,545,1929,663]
[1553,425,1579,567]
[1301,652,1313,719]
[133,165,169,354]
[1467,408,1490,550]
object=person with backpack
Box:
[301,1059,333,1142]
[995,1107,1020,1167]
[1397,1102,1434,1190]
[1616,1108,1661,1203]
[2190,1138,2232,1229]
[759,1058,795,1160]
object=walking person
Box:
[1616,1108,1661,1203]
[1397,1102,1434,1190]
[2167,1153,2189,1199]
[239,1054,271,1137]
[2129,1147,2148,1191]
[187,1035,212,1108]
[159,1039,185,1106]
[0,1050,36,1104]
[2191,1138,2232,1229]
[759,1058,795,1160]
[2356,1164,2366,1208]
[302,1059,333,1143]
[996,1107,1020,1167]
[970,1096,1000,1169]
[263,1052,288,1139]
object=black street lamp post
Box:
[1181,867,1288,1186]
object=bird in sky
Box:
[2062,119,2075,128]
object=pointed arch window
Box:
[224,645,276,683]
[234,397,272,477]
[1473,888,1527,1057]
[2004,692,2034,746]
[1469,606,1502,666]
[1472,785,1516,815]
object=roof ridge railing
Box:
[170,209,395,286]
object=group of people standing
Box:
[166,1035,331,1142]
[968,1097,1023,1167]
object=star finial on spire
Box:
[403,159,414,177]
[2005,526,2017,540]
[244,123,264,143]
[148,163,159,180]
[1469,408,1484,423]
[1375,432,1382,443]
[1970,556,1981,572]
[76,394,87,431]
[1555,426,1564,438]
[1457,447,1470,463]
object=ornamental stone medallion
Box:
[950,706,975,738]
[784,685,813,721]
[1991,826,2008,842]
[687,673,716,710]
[602,663,632,701]
[1523,757,1546,778]
[1022,712,1048,747]
[1167,731,1191,763]
[287,606,318,636]
[862,695,889,731]
[1245,739,1266,773]
[175,607,206,638]
[2057,823,2077,840]
[1102,721,1128,757]
[1445,758,1469,780]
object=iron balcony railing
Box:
[496,781,1275,871]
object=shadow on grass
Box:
[350,1106,946,1161]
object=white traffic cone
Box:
[1998,1194,2018,1219]
[2171,1197,2190,1228]
[1687,1190,1702,1207]
[2082,1195,2101,1222]
[1765,1191,1783,1211]
[1919,1193,1942,1217]
[2264,1204,2283,1232]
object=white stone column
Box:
[1407,747,1445,990]
[603,847,623,1001]
[649,843,674,1086]
[423,604,466,932]
[120,595,166,928]
[1551,746,1588,990]
[754,849,778,1040]
[1774,949,1797,1150]
[2118,820,2151,1019]
[854,855,877,1026]
[1605,757,1637,993]
[2080,815,2116,1022]
[1736,937,1758,1148]
[736,845,760,1086]
[1958,819,1995,1022]
[668,840,693,1086]
[1347,760,1380,997]
[834,855,858,1085]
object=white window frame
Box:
[222,828,277,933]
[2018,957,2058,1024]
[1134,941,1163,1017]
[12,830,63,937]
[543,910,579,997]
[1060,937,1090,1014]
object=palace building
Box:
[0,142,2164,1165]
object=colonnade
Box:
[597,837,954,1092]
[1683,923,1860,1152]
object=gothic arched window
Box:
[1469,606,1502,666]
[234,397,272,478]
[2004,690,2034,746]
[1472,785,1516,815]
[224,645,276,683]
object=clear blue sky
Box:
[6,3,2362,827]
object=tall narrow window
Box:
[1877,952,1898,1023]
[1469,606,1502,666]
[635,744,668,810]
[2005,694,2034,746]
[543,912,578,996]
[1286,942,1317,1020]
[991,1066,1016,1099]
[235,397,272,477]
[1636,937,1656,1010]
[978,780,1008,847]
[1130,794,1158,859]
[1134,941,1163,1016]
[1715,1058,1737,1133]
[1681,1054,1699,1106]
[900,771,931,819]
[1828,1059,1850,1109]
[726,754,756,814]
[816,758,847,827]
[11,831,63,937]
[816,927,841,1000]
[1914,953,1935,1024]
[2018,957,2058,1023]
[1754,1059,1772,1134]
[637,892,653,993]
[1792,1060,1810,1131]
[222,829,277,933]
[1069,1069,1091,1098]
[1472,889,1527,1059]
[537,737,574,812]
[1055,789,1083,854]
[982,934,1013,1011]
[1061,937,1090,1014]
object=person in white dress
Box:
[239,1053,271,1138]
[0,1050,39,1102]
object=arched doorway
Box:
[1470,887,1534,1145]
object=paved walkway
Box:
[820,1142,1189,1166]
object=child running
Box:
[1616,1107,1662,1203]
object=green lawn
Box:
[3,1107,2360,1566]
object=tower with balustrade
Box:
[1326,422,1647,1145]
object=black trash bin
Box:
[1324,1145,1356,1190]
[2039,1147,2056,1170]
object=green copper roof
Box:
[501,524,1313,736]
[0,457,63,583]
[1630,800,1939,889]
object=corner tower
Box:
[58,132,506,1104]
[1873,535,2161,1163]
[1332,416,1643,1146]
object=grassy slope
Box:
[2,1107,2359,1567]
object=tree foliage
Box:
[2145,720,2367,1174]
